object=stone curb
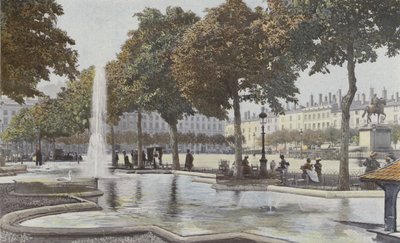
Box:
[210,183,385,198]
[9,190,104,198]
[173,170,216,178]
[266,185,384,198]
[192,177,215,184]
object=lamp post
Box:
[300,129,303,159]
[253,132,256,156]
[259,111,267,177]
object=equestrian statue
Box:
[362,94,386,124]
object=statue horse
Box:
[362,99,386,124]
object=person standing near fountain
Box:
[35,145,42,166]
[363,152,380,172]
[314,158,322,182]
[185,149,194,171]
[115,151,119,167]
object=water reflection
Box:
[106,180,119,210]
[167,175,181,216]
[135,179,142,206]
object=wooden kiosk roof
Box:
[360,160,400,182]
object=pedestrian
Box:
[123,151,130,168]
[242,156,251,175]
[278,154,290,184]
[185,149,194,171]
[363,152,380,172]
[159,149,163,165]
[142,150,147,165]
[314,157,322,182]
[384,155,392,167]
[270,160,276,172]
[133,150,138,166]
[115,151,119,166]
[363,152,380,189]
[35,146,42,166]
[300,158,313,180]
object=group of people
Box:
[300,157,323,182]
[363,151,397,172]
[115,150,146,168]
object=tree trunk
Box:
[338,43,357,191]
[137,110,144,169]
[110,125,116,166]
[233,91,243,178]
[169,123,180,170]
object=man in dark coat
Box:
[185,149,194,171]
[363,152,380,172]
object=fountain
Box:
[86,66,109,178]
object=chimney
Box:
[319,94,323,105]
[370,88,375,102]
[324,96,328,103]
[261,106,265,113]
[310,94,314,106]
[338,89,342,109]
[382,88,387,100]
[333,95,337,103]
[392,95,394,101]
[397,92,399,102]
[328,92,332,104]
[306,102,309,107]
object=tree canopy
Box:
[173,0,306,176]
[1,0,78,103]
[294,0,400,190]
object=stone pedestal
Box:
[359,125,392,152]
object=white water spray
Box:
[86,67,108,177]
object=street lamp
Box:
[259,111,267,177]
[252,132,256,156]
[300,129,303,159]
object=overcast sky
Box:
[39,0,400,113]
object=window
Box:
[155,123,159,129]
[218,124,222,130]
[267,126,270,131]
[202,124,205,129]
[356,118,359,125]
[12,111,16,116]
[3,118,8,125]
[3,110,8,116]
[196,123,199,129]
[322,113,325,118]
[289,116,292,121]
[318,113,320,119]
[313,114,316,119]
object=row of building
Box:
[1,88,399,151]
[225,88,400,150]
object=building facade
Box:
[114,112,225,136]
[225,88,400,151]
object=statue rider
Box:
[371,94,379,106]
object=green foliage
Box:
[390,124,400,146]
[1,108,36,142]
[123,7,199,125]
[173,0,304,118]
[1,0,78,103]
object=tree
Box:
[390,124,400,149]
[297,0,400,190]
[173,0,305,177]
[1,0,78,103]
[119,7,199,170]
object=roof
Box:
[360,160,400,183]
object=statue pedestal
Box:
[359,124,392,152]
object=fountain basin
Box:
[12,178,102,196]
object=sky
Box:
[39,0,400,114]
